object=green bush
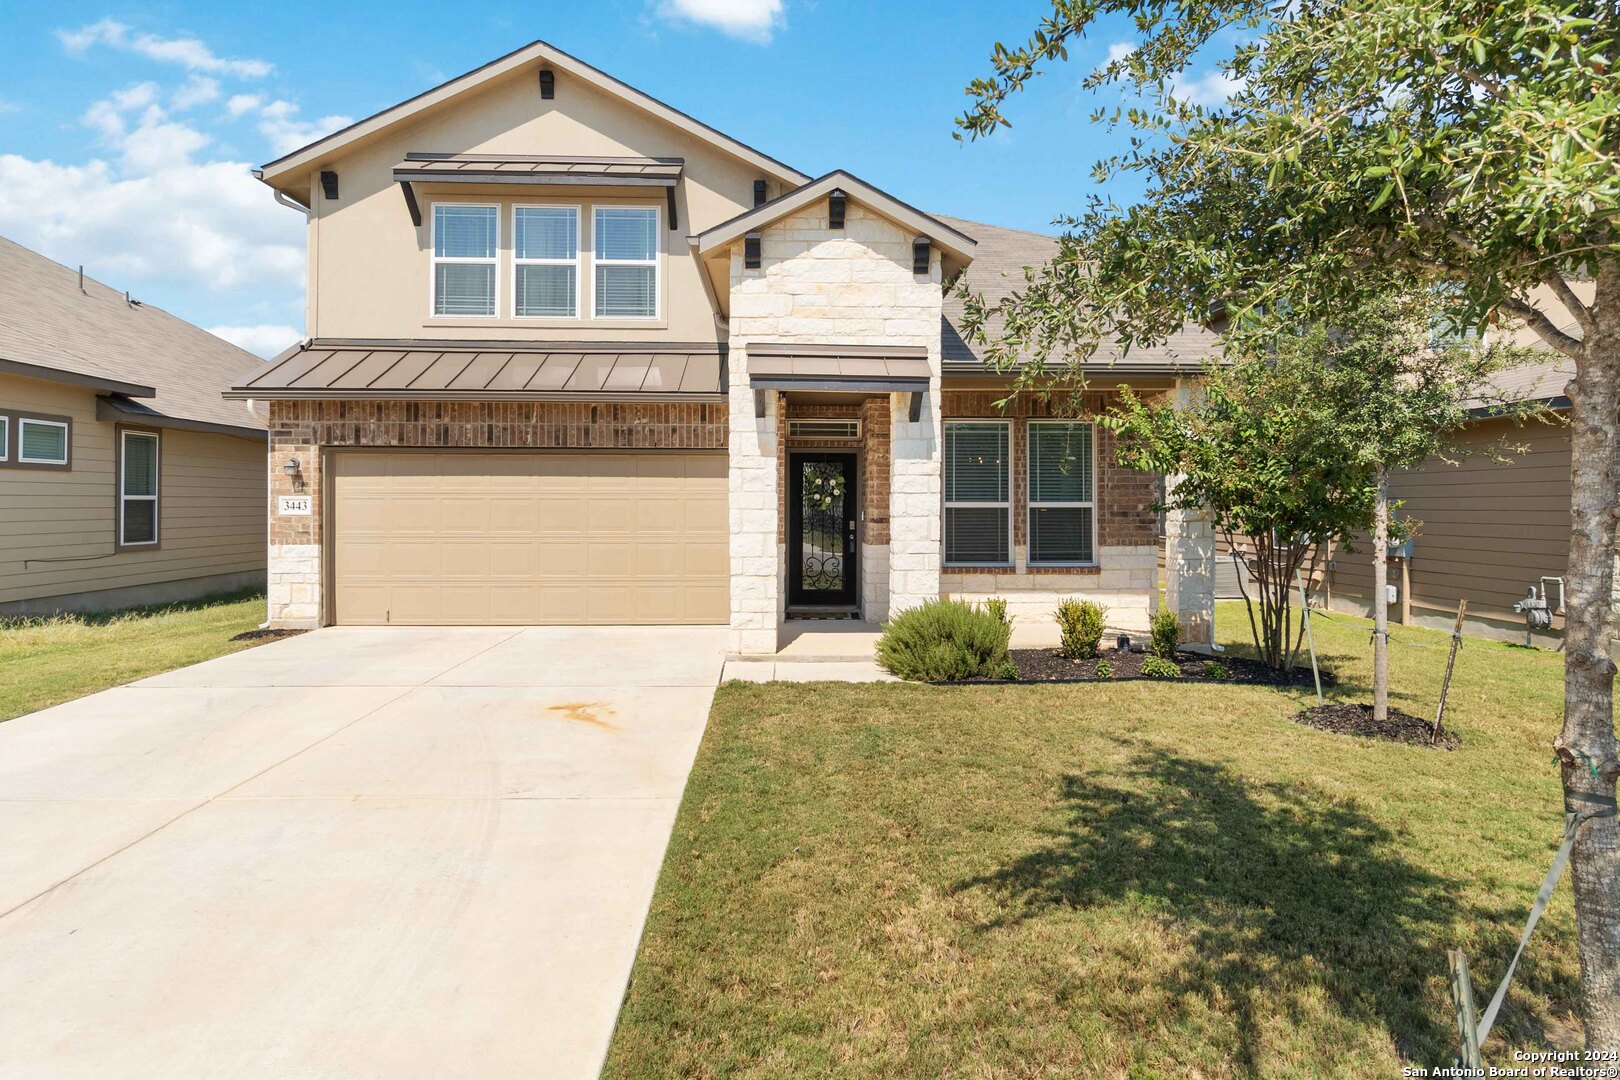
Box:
[1202,659,1230,680]
[876,599,1013,682]
[1149,608,1181,659]
[1055,599,1108,659]
[996,658,1020,680]
[1142,656,1182,678]
[985,597,1009,626]
[1094,659,1114,679]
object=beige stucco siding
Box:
[1326,417,1572,627]
[0,373,266,607]
[304,65,765,342]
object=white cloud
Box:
[58,18,272,79]
[1106,41,1135,65]
[256,99,353,156]
[172,75,221,111]
[206,323,303,358]
[225,93,264,117]
[0,100,21,116]
[655,0,784,43]
[1174,69,1246,106]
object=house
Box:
[232,40,1220,653]
[0,237,268,617]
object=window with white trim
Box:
[432,204,498,317]
[1028,421,1096,564]
[593,206,659,318]
[119,430,160,547]
[18,417,69,466]
[0,415,8,462]
[943,421,1011,565]
[513,205,579,318]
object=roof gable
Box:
[257,40,808,196]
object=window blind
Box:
[944,421,1011,564]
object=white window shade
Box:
[514,206,579,318]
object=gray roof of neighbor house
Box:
[1467,357,1575,412]
[936,215,1222,376]
[0,236,267,437]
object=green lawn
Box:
[607,602,1578,1078]
[0,589,270,721]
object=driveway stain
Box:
[546,702,619,731]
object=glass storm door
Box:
[789,453,858,606]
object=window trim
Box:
[116,426,161,551]
[942,418,1013,568]
[0,415,8,462]
[511,203,582,320]
[591,203,663,321]
[429,202,501,319]
[5,412,72,470]
[1026,419,1098,567]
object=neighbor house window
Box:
[0,415,8,462]
[119,430,160,547]
[943,420,1011,565]
[513,205,579,317]
[593,206,659,318]
[17,416,70,466]
[432,204,498,316]
[1028,421,1096,564]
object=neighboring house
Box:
[233,40,1219,652]
[0,237,268,617]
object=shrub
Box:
[1094,659,1114,679]
[876,599,1013,682]
[1202,659,1231,680]
[996,658,1020,680]
[1150,608,1181,660]
[1142,656,1182,678]
[1055,599,1108,659]
[984,597,1009,626]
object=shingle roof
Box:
[1467,357,1575,411]
[0,236,267,434]
[936,215,1222,375]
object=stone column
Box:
[1162,378,1215,646]
[727,349,782,655]
[887,380,941,615]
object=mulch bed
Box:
[229,628,310,643]
[988,647,1334,686]
[1292,702,1460,750]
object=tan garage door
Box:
[330,451,728,625]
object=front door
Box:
[788,452,858,607]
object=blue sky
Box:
[0,1,1218,357]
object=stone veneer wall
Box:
[265,400,727,627]
[1162,379,1215,645]
[727,202,942,653]
[937,389,1161,632]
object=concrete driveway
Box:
[0,625,726,1080]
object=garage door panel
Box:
[332,451,727,625]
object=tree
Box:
[954,0,1620,1045]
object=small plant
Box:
[1149,608,1181,660]
[1141,656,1182,679]
[876,599,1013,682]
[1202,659,1230,680]
[984,597,1009,626]
[996,658,1020,680]
[1094,659,1114,679]
[1055,599,1107,659]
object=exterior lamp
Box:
[284,457,302,491]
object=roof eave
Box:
[0,357,157,398]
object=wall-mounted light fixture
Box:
[284,457,303,492]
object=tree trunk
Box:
[1372,467,1391,723]
[1561,256,1620,1050]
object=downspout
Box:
[272,189,312,217]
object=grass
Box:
[607,602,1579,1078]
[0,589,269,721]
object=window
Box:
[432,204,498,317]
[18,417,69,466]
[1028,422,1095,564]
[0,415,8,462]
[594,206,659,318]
[119,430,160,547]
[943,421,1011,565]
[513,205,579,317]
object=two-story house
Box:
[230,40,1219,654]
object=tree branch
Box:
[1543,272,1596,339]
[1499,294,1583,358]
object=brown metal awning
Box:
[745,343,932,419]
[225,340,725,402]
[393,153,685,187]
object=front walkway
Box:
[0,625,726,1079]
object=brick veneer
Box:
[775,398,891,547]
[265,399,727,624]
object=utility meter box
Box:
[1386,584,1399,606]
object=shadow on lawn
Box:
[953,743,1478,1070]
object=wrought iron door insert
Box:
[788,452,858,607]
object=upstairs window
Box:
[594,206,659,319]
[432,204,498,317]
[119,430,160,547]
[943,421,1011,565]
[1028,421,1095,564]
[514,206,579,318]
